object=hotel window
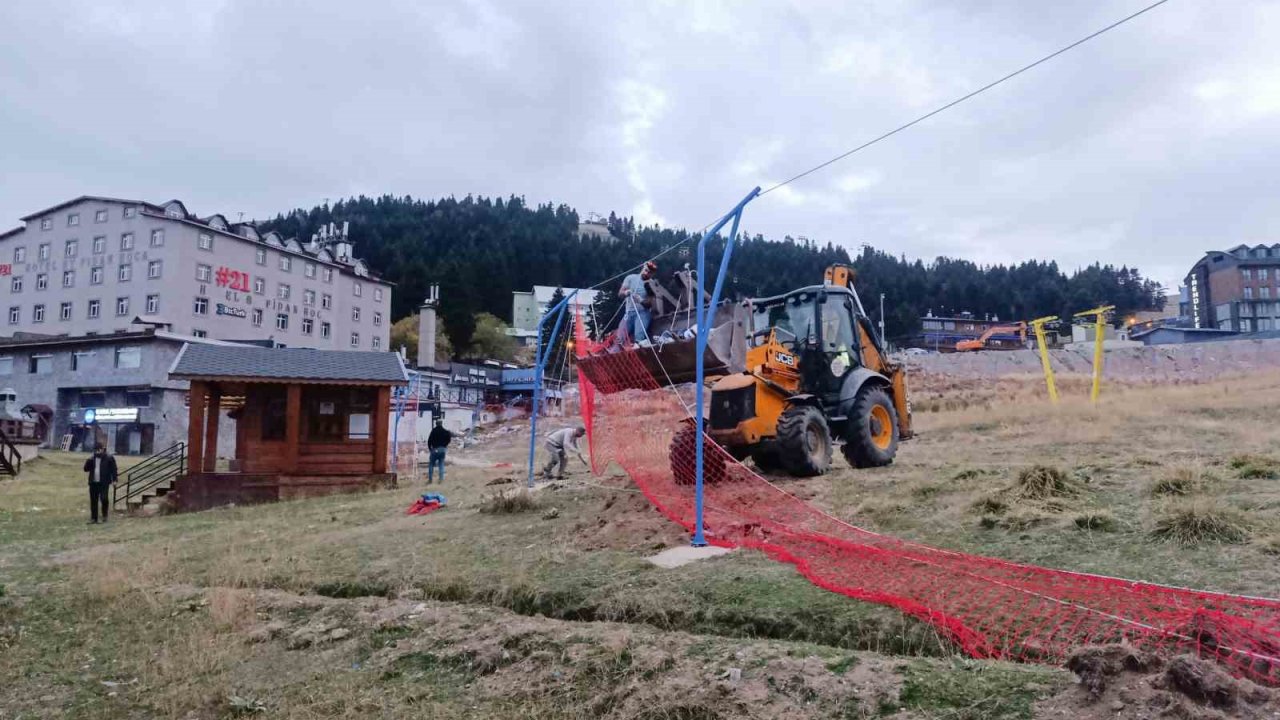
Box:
[373,311,382,327]
[196,264,212,282]
[304,262,316,279]
[0,357,11,374]
[29,355,52,374]
[278,283,291,300]
[192,329,207,338]
[374,287,383,302]
[87,299,101,318]
[353,282,363,297]
[116,297,130,316]
[90,266,103,285]
[251,308,263,326]
[279,255,292,272]
[94,209,108,223]
[40,218,52,231]
[1263,287,1272,300]
[120,232,134,251]
[65,239,78,257]
[38,243,50,260]
[62,270,74,288]
[7,306,18,324]
[125,388,151,407]
[302,317,314,335]
[322,267,333,283]
[67,213,79,227]
[13,247,25,263]
[71,352,95,372]
[255,248,266,265]
[92,236,105,254]
[372,336,381,350]
[198,232,213,251]
[321,293,332,310]
[303,289,315,306]
[118,263,132,282]
[36,274,48,291]
[148,260,162,279]
[32,304,45,323]
[193,297,209,315]
[59,302,72,321]
[320,321,331,339]
[1262,268,1271,281]
[151,229,165,247]
[123,206,137,219]
[253,276,265,294]
[350,332,359,348]
[352,306,361,322]
[145,295,159,314]
[1245,287,1254,299]
[115,346,141,369]
[10,277,20,293]
[1243,268,1253,281]
[276,313,289,331]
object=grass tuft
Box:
[314,581,391,598]
[1150,464,1217,497]
[971,496,1008,515]
[1014,465,1080,500]
[1257,536,1280,556]
[1228,455,1279,480]
[1151,500,1250,546]
[479,490,541,515]
[1073,512,1119,533]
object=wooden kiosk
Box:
[168,344,408,511]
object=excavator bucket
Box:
[578,270,750,390]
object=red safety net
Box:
[574,328,1280,684]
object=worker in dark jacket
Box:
[83,443,118,524]
[426,418,452,484]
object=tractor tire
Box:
[842,385,899,469]
[776,405,833,477]
[669,424,727,486]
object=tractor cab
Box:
[748,285,863,403]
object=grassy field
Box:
[3,370,1280,718]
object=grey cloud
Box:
[2,0,1276,290]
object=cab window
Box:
[821,295,857,354]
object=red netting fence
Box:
[574,328,1280,684]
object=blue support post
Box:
[528,290,579,488]
[692,187,761,547]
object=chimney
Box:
[417,284,440,369]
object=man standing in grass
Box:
[426,418,452,484]
[83,443,118,524]
[541,426,587,480]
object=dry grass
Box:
[1013,465,1081,501]
[1229,454,1280,480]
[479,490,541,514]
[1151,500,1251,546]
[1150,463,1217,497]
[1072,512,1120,533]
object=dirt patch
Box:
[565,487,688,552]
[1045,645,1276,720]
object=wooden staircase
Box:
[114,442,186,510]
[0,428,21,477]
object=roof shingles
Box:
[170,344,407,385]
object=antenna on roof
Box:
[237,211,245,221]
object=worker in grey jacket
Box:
[541,426,587,480]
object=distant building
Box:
[914,313,1037,351]
[1184,244,1280,332]
[0,196,391,350]
[510,285,599,339]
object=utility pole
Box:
[879,293,886,340]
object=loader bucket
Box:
[578,301,749,391]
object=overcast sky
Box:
[2,0,1276,289]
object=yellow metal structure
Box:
[1073,305,1115,403]
[1028,315,1059,404]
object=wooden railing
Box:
[0,428,21,477]
[113,442,185,509]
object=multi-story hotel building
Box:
[0,196,391,349]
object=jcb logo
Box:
[775,352,796,367]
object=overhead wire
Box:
[759,0,1173,196]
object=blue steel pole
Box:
[692,187,760,547]
[527,290,578,488]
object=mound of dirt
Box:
[1047,645,1275,720]
[565,488,688,552]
